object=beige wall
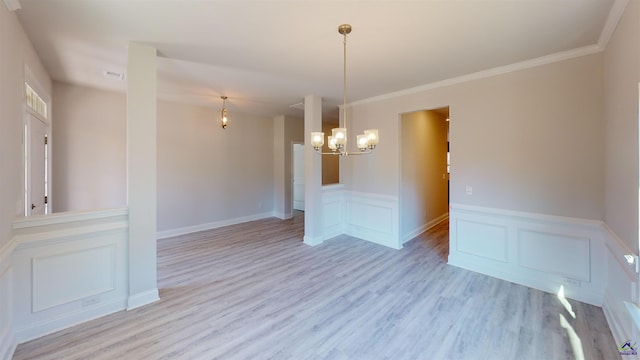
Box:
[347,53,604,220]
[51,83,276,232]
[0,5,51,249]
[156,100,274,231]
[603,0,640,250]
[52,82,127,211]
[400,110,449,238]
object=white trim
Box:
[273,211,293,220]
[156,211,275,239]
[11,207,130,345]
[450,203,603,227]
[348,191,397,203]
[322,183,345,191]
[0,265,16,360]
[603,293,629,351]
[0,237,17,267]
[345,191,400,249]
[601,223,639,350]
[3,0,20,11]
[602,222,637,278]
[15,299,127,343]
[402,212,449,244]
[127,289,159,311]
[598,0,630,49]
[303,235,324,246]
[0,330,16,360]
[347,0,629,110]
[625,301,640,336]
[13,208,128,229]
[14,222,128,249]
[349,45,601,108]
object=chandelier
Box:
[218,96,229,129]
[310,24,379,155]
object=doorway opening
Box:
[399,106,450,245]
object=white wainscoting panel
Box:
[12,208,129,343]
[456,220,508,262]
[601,223,639,351]
[0,250,16,360]
[346,192,400,249]
[448,204,606,306]
[315,189,400,249]
[32,245,116,312]
[321,187,346,241]
[518,230,590,281]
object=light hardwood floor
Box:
[13,212,619,359]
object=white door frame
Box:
[23,67,52,216]
[292,141,305,212]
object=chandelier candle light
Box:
[219,95,229,129]
[311,24,379,155]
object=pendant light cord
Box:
[343,31,347,130]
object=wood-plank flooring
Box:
[13,212,619,359]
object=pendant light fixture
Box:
[218,96,229,129]
[310,24,379,155]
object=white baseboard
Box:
[156,212,276,239]
[15,299,127,343]
[127,289,160,311]
[0,330,16,360]
[303,235,324,246]
[274,211,293,220]
[448,204,606,306]
[402,212,449,244]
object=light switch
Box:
[465,185,472,195]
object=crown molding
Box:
[3,0,21,11]
[598,0,629,49]
[349,44,602,108]
[349,0,628,109]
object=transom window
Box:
[25,83,47,119]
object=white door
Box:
[27,114,48,215]
[293,143,305,211]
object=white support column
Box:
[303,95,324,245]
[126,42,159,310]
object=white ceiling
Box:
[13,0,621,119]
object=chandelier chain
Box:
[343,31,347,130]
[309,23,378,156]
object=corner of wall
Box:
[601,223,639,348]
[0,247,16,360]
